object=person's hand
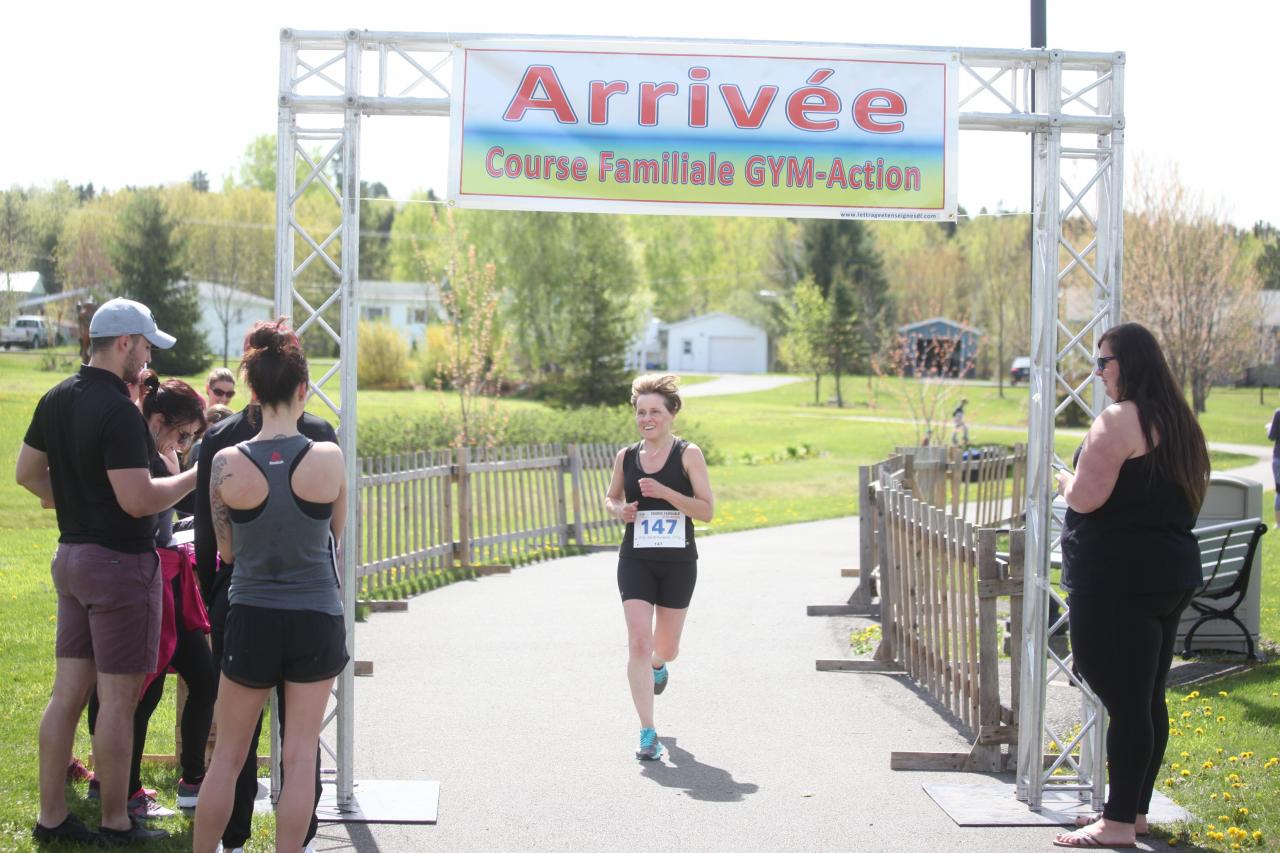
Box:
[1054,469,1071,496]
[620,501,639,523]
[637,478,669,501]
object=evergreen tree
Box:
[823,275,863,408]
[801,218,893,373]
[548,215,636,406]
[111,190,210,375]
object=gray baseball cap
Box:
[89,298,176,349]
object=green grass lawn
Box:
[0,354,1276,850]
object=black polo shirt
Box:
[194,404,338,604]
[24,365,157,553]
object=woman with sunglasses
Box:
[1051,323,1210,849]
[85,373,217,819]
[206,367,237,405]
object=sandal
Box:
[1052,828,1137,848]
[1073,814,1149,836]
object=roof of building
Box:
[1,271,43,295]
[662,311,765,333]
[897,316,983,335]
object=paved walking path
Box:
[314,519,1177,852]
[680,374,806,397]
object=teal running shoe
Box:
[653,663,669,695]
[636,727,665,761]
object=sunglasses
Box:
[1095,355,1118,371]
[176,428,197,446]
[209,386,236,400]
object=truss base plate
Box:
[922,782,1188,827]
[316,779,440,824]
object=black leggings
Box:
[1068,589,1194,823]
[88,623,218,792]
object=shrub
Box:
[357,403,722,464]
[357,321,410,390]
[416,324,455,390]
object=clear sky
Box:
[4,0,1273,227]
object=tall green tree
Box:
[0,189,34,318]
[1254,221,1280,290]
[463,210,639,401]
[823,275,863,408]
[801,218,893,375]
[111,191,210,374]
[359,181,395,281]
[779,276,828,404]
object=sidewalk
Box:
[313,518,1176,852]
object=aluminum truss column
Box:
[335,28,363,808]
[1016,51,1066,810]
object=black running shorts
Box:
[221,604,349,688]
[617,557,697,609]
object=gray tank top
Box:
[227,435,342,615]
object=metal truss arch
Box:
[274,30,1124,812]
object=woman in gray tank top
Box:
[194,320,349,853]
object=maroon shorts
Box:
[52,543,162,675]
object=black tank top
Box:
[1060,452,1201,595]
[618,438,698,562]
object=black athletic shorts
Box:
[617,557,697,609]
[222,604,349,689]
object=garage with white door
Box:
[662,312,768,374]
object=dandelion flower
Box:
[1219,690,1229,697]
[1195,727,1205,735]
[1218,715,1228,723]
[1204,761,1216,769]
[1238,807,1249,816]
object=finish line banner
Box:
[448,41,957,220]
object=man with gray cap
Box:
[17,297,196,845]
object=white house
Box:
[625,316,666,372]
[663,312,768,374]
[186,281,275,363]
[357,280,446,347]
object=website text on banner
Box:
[448,41,958,221]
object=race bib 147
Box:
[634,510,685,548]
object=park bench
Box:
[1183,517,1266,659]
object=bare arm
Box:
[604,448,638,523]
[638,444,715,522]
[330,461,347,543]
[209,453,235,563]
[107,466,197,518]
[1056,402,1145,513]
[15,442,54,505]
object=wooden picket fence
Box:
[818,446,1026,772]
[877,477,1024,771]
[900,443,1027,528]
[356,442,623,596]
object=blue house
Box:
[896,317,982,378]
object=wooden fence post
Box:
[972,527,1004,771]
[567,443,586,547]
[851,465,874,607]
[455,445,471,567]
[555,443,570,550]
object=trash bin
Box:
[1180,473,1264,655]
